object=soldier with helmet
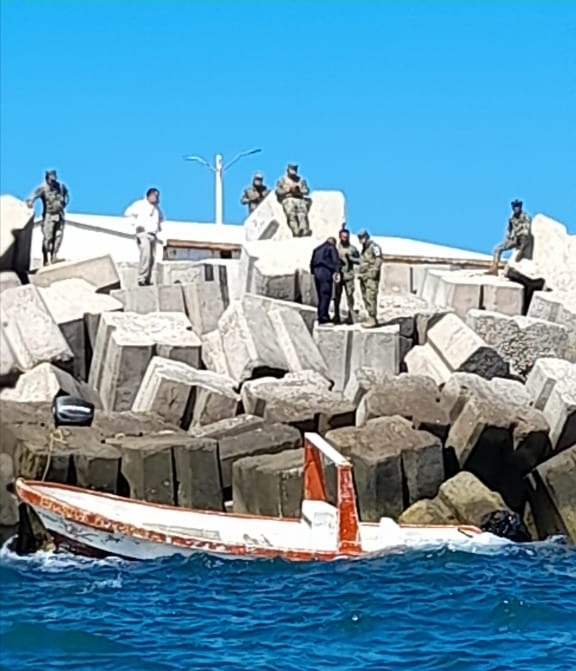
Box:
[275,163,311,237]
[357,229,382,328]
[26,169,70,266]
[490,199,533,273]
[241,172,270,214]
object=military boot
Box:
[361,316,377,329]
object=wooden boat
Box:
[15,433,491,561]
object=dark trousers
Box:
[314,269,333,323]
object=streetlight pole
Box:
[183,148,262,225]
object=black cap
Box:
[287,163,298,171]
[511,199,523,208]
[45,169,57,179]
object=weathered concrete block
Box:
[466,309,569,379]
[115,261,151,290]
[172,437,224,511]
[241,371,354,434]
[233,448,303,517]
[31,255,120,293]
[379,263,412,294]
[89,312,201,411]
[0,453,18,527]
[342,367,391,405]
[243,293,317,334]
[326,416,444,520]
[313,323,400,393]
[526,445,576,543]
[525,357,576,452]
[1,285,73,372]
[0,362,101,406]
[0,272,22,294]
[412,264,452,297]
[40,278,123,380]
[0,320,20,388]
[191,416,301,491]
[528,291,576,363]
[110,285,185,315]
[481,275,525,316]
[201,330,231,376]
[0,195,34,275]
[405,313,509,385]
[132,356,239,429]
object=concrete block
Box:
[201,330,231,376]
[172,437,224,511]
[326,416,444,520]
[132,356,239,429]
[466,309,569,379]
[0,272,21,294]
[0,453,18,527]
[379,262,412,294]
[1,285,73,372]
[528,291,576,363]
[525,358,576,452]
[411,264,453,296]
[0,195,34,275]
[241,371,354,434]
[110,285,185,315]
[243,293,317,334]
[0,320,20,388]
[115,261,150,290]
[232,448,303,517]
[31,255,120,293]
[342,367,391,405]
[89,312,201,411]
[313,323,400,393]
[481,276,524,316]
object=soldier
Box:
[490,199,533,273]
[275,163,311,237]
[334,226,360,324]
[240,172,270,214]
[357,229,382,328]
[310,237,341,325]
[26,169,70,266]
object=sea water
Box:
[1,540,575,671]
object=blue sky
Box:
[1,1,574,253]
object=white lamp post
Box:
[183,148,262,225]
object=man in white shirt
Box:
[124,187,164,286]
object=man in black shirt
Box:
[310,237,341,325]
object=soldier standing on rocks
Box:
[310,237,341,325]
[275,163,311,237]
[489,199,533,273]
[241,172,270,214]
[334,226,360,325]
[26,169,70,266]
[357,229,382,328]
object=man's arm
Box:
[329,246,341,274]
[25,184,44,208]
[275,178,291,198]
[62,184,70,209]
[298,178,310,197]
[240,188,251,205]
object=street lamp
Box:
[183,148,262,225]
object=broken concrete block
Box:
[89,312,201,411]
[326,416,444,520]
[526,445,576,542]
[342,367,391,405]
[191,416,301,491]
[528,291,576,363]
[39,278,123,380]
[466,309,569,379]
[313,323,400,393]
[0,362,101,406]
[110,285,185,315]
[405,313,509,385]
[241,371,354,434]
[1,285,73,372]
[31,255,120,293]
[0,272,21,294]
[132,356,239,429]
[233,448,303,517]
[0,195,34,275]
[181,263,238,335]
[508,214,576,293]
[525,357,576,452]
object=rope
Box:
[40,428,66,482]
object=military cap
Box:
[511,199,523,208]
[287,163,298,171]
[253,172,264,179]
[357,229,369,239]
[45,169,57,178]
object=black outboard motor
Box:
[479,510,531,543]
[52,394,95,428]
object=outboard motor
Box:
[52,394,95,428]
[479,510,531,543]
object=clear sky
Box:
[1,1,574,253]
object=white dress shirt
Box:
[124,198,164,236]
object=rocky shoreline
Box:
[1,193,575,551]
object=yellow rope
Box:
[40,428,66,482]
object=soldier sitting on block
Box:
[489,199,532,273]
[275,163,311,237]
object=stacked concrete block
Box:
[379,262,412,294]
[466,309,569,379]
[0,195,34,275]
[0,272,22,294]
[528,291,576,363]
[111,285,186,315]
[405,313,509,385]
[30,254,120,293]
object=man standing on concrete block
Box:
[124,187,164,286]
[489,199,533,273]
[310,237,341,325]
[26,169,70,267]
[275,163,311,237]
[357,229,382,328]
[334,226,360,325]
[241,172,270,214]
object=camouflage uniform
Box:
[334,240,359,324]
[491,200,532,271]
[275,164,311,237]
[357,230,382,327]
[241,174,270,214]
[26,171,69,265]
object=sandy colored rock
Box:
[398,497,458,525]
[437,472,512,526]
